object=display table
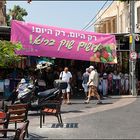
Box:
[0,111,5,119]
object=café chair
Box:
[0,120,29,140]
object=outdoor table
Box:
[0,111,6,126]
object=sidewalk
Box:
[26,96,137,139]
[0,95,138,139]
[28,96,119,117]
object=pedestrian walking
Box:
[59,67,72,104]
[85,66,102,104]
[82,68,89,99]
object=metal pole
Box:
[129,0,137,96]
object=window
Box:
[113,17,117,33]
[137,7,140,24]
[120,14,123,33]
[108,21,111,33]
[0,2,3,8]
[103,23,106,33]
[0,21,3,26]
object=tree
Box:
[0,40,22,68]
[6,5,28,26]
[2,5,26,68]
[6,14,10,27]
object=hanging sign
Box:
[130,51,137,61]
[11,20,117,64]
[129,35,133,44]
[135,34,139,41]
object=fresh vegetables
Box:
[90,44,117,63]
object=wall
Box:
[135,1,140,32]
[0,1,6,26]
[94,1,140,34]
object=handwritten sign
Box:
[11,20,117,63]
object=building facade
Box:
[94,1,140,95]
[94,1,140,34]
[94,1,118,33]
[0,0,6,26]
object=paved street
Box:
[18,96,140,139]
[1,0,140,140]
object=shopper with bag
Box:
[59,67,72,104]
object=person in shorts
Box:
[82,68,89,99]
[59,67,72,104]
[85,66,102,104]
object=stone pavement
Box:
[23,96,138,139]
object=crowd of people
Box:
[0,64,130,105]
[82,67,129,100]
[58,65,130,104]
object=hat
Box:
[124,74,129,77]
[20,78,26,84]
[103,73,107,76]
[103,73,108,78]
[86,68,89,71]
[89,66,94,69]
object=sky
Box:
[6,1,112,32]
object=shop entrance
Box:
[54,59,90,98]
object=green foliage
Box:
[6,5,28,26]
[6,14,10,26]
[0,40,22,68]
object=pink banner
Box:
[11,20,117,63]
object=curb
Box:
[62,97,137,119]
[110,95,138,99]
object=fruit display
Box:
[90,44,117,63]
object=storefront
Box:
[1,24,140,96]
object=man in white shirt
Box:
[59,67,72,104]
[85,66,102,104]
